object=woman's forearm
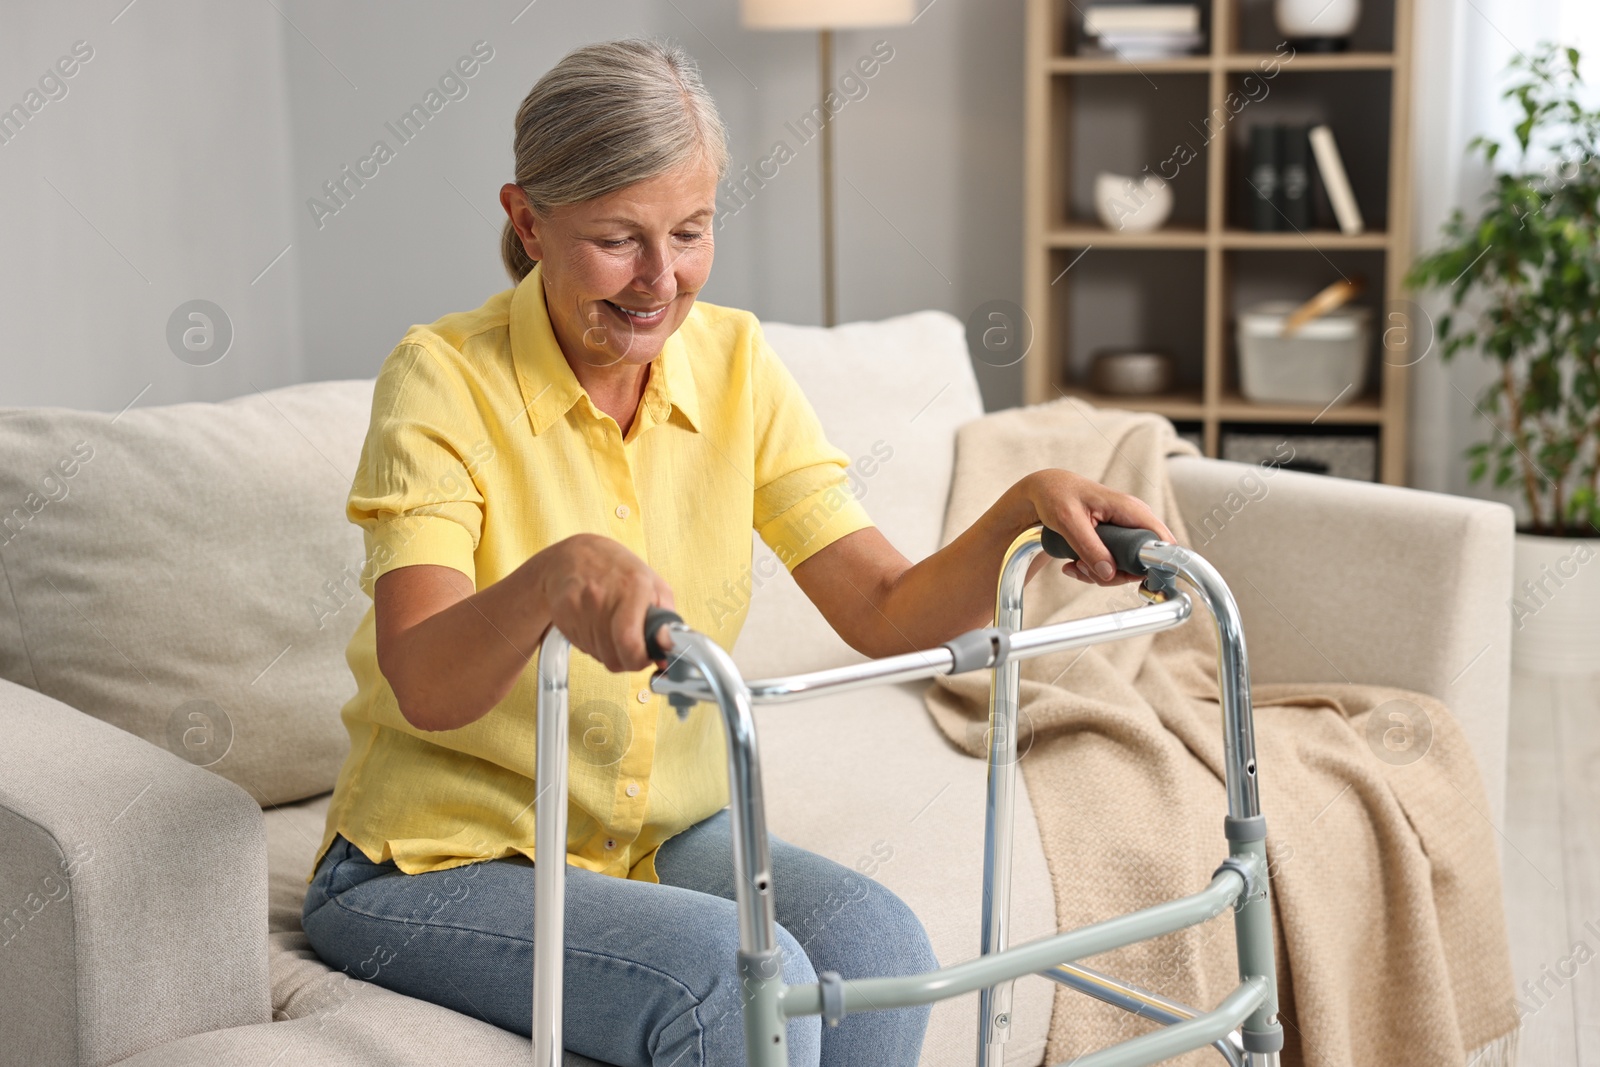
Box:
[867,480,1044,653]
[383,559,554,732]
[875,470,1176,654]
[379,533,677,732]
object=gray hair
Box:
[500,38,730,282]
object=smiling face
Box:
[501,155,719,372]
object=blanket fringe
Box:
[1465,1027,1520,1067]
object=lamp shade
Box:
[740,0,915,29]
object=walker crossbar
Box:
[1043,963,1245,1066]
[531,524,1283,1067]
[650,595,1193,707]
[777,865,1255,1015]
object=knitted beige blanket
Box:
[924,398,1519,1066]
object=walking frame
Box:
[532,523,1284,1066]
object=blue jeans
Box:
[301,809,936,1065]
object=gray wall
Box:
[281,0,1024,410]
[0,0,303,412]
[0,0,1024,414]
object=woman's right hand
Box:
[527,533,676,673]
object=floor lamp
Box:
[739,0,914,327]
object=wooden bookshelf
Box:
[1022,0,1415,483]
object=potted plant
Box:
[1408,42,1600,675]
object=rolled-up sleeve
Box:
[348,343,487,598]
[748,327,875,570]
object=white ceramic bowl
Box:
[1275,0,1359,38]
[1093,172,1174,233]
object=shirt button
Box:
[637,689,650,703]
[626,781,640,797]
[604,839,617,850]
[615,504,630,519]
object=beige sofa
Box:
[0,310,1513,1067]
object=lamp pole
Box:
[819,28,837,327]
[739,0,912,327]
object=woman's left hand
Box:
[1017,469,1176,586]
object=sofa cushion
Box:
[733,311,985,677]
[107,959,607,1067]
[0,380,375,807]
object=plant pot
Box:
[1511,532,1600,675]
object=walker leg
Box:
[532,631,572,1067]
[976,529,1046,1065]
[1144,544,1285,1061]
[977,665,1020,1061]
[662,624,790,1067]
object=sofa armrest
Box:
[1166,456,1516,826]
[0,678,270,1067]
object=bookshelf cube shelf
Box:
[1054,248,1207,408]
[1220,69,1393,232]
[1024,0,1415,483]
[1224,248,1388,416]
[1057,73,1212,232]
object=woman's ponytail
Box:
[500,216,538,284]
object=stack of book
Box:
[1080,4,1203,58]
[1244,122,1365,234]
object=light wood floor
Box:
[1504,670,1600,1066]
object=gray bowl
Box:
[1090,350,1174,395]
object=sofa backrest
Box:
[732,311,983,676]
[0,310,982,805]
[0,381,375,808]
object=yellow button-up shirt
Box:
[310,264,874,885]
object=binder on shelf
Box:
[1247,125,1281,232]
[1281,125,1311,231]
[1309,124,1365,235]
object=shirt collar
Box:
[509,262,701,437]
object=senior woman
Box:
[300,37,1171,1067]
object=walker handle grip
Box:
[643,606,685,661]
[1040,524,1160,576]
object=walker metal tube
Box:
[976,526,1046,1063]
[748,646,958,702]
[1138,543,1259,821]
[1136,541,1283,1057]
[1050,978,1270,1067]
[532,630,571,1067]
[1044,964,1245,1067]
[781,867,1249,1016]
[659,626,790,1064]
[668,629,780,958]
[647,597,1191,707]
[1004,596,1191,659]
